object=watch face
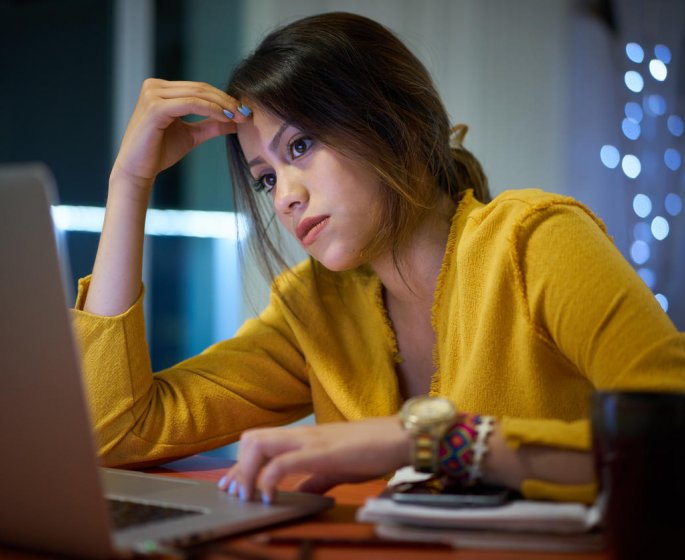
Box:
[404,396,456,426]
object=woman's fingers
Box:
[217,428,302,501]
[112,78,250,186]
[235,429,305,501]
[217,418,411,505]
[142,78,250,122]
[256,448,345,501]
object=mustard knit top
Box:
[71,189,685,502]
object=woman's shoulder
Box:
[484,188,586,214]
[469,188,607,235]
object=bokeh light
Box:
[622,154,641,178]
[667,115,684,137]
[630,240,650,265]
[650,216,670,240]
[665,193,682,216]
[664,148,682,171]
[645,94,666,116]
[600,145,620,168]
[625,102,643,122]
[637,268,656,289]
[649,59,668,81]
[633,221,652,241]
[632,194,652,218]
[625,71,644,93]
[654,44,672,64]
[622,118,641,140]
[626,42,645,63]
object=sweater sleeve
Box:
[71,276,312,468]
[504,201,685,502]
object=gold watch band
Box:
[413,431,441,473]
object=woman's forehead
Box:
[236,108,296,163]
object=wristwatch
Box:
[400,395,457,473]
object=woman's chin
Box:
[311,250,364,272]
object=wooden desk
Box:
[151,455,608,560]
[0,455,608,559]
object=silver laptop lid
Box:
[0,164,334,559]
[0,163,118,558]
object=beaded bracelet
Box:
[439,414,495,486]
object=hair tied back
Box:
[449,124,469,149]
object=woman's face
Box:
[237,107,386,271]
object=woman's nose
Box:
[273,171,308,215]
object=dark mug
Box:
[591,390,685,560]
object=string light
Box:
[648,59,668,81]
[621,154,642,178]
[654,44,671,64]
[664,148,682,171]
[600,145,621,168]
[625,101,643,122]
[626,42,645,63]
[599,41,682,315]
[632,194,652,217]
[650,216,670,240]
[667,115,683,136]
[664,193,682,216]
[624,70,644,92]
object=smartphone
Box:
[390,479,518,508]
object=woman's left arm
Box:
[218,414,594,503]
[521,202,685,391]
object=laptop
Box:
[0,163,333,559]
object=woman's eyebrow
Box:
[247,122,291,168]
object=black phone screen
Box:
[390,477,520,508]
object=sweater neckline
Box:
[428,189,481,395]
[368,190,481,397]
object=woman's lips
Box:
[296,215,330,247]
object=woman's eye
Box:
[289,136,313,159]
[253,173,276,193]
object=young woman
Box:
[73,12,685,505]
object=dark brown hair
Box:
[226,11,489,282]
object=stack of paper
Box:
[356,469,605,552]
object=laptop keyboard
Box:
[108,498,203,530]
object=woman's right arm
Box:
[84,78,248,316]
[73,80,316,466]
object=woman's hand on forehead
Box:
[111,78,252,190]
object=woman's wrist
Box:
[108,168,154,205]
[439,414,495,486]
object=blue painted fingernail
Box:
[218,475,227,488]
[223,108,235,119]
[228,480,237,494]
[237,104,252,117]
[239,486,247,501]
[261,493,271,505]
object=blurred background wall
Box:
[2,0,683,374]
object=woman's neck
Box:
[370,195,456,309]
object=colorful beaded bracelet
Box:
[439,414,495,486]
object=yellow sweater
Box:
[71,189,685,502]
